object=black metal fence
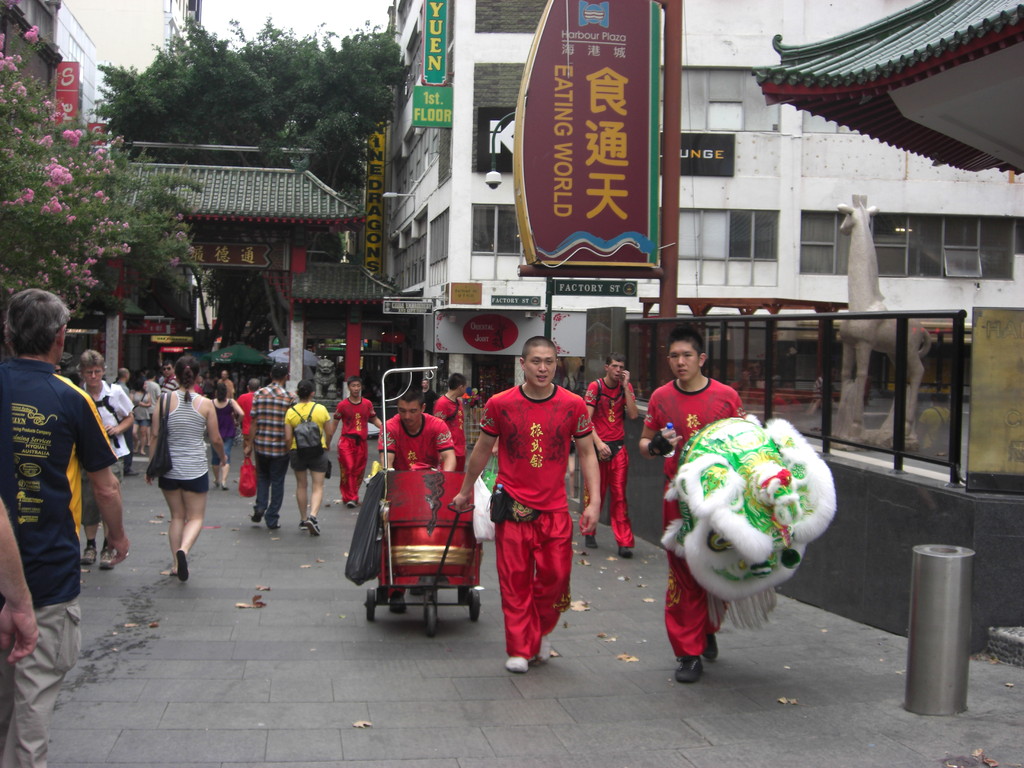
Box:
[626,310,968,485]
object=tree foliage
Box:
[98,20,404,198]
[0,29,192,312]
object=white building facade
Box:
[385,0,1022,387]
[59,0,199,121]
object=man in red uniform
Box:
[332,377,383,508]
[640,324,744,684]
[433,372,467,471]
[583,354,639,557]
[380,389,456,472]
[453,337,600,675]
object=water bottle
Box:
[664,422,677,458]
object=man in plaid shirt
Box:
[244,363,296,529]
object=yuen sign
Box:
[515,0,661,269]
[422,0,449,85]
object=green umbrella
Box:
[209,343,270,365]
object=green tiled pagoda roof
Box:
[291,263,393,303]
[756,0,1024,89]
[134,163,364,225]
[754,0,1024,172]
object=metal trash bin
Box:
[904,544,974,715]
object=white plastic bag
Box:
[472,475,495,541]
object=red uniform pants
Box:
[598,448,633,547]
[338,435,368,504]
[662,489,719,658]
[494,511,573,659]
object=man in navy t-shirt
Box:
[0,289,130,766]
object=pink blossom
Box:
[37,134,53,147]
[23,26,39,44]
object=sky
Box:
[200,0,392,41]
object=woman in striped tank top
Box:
[148,355,226,581]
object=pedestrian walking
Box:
[639,324,745,683]
[245,363,296,530]
[583,354,639,556]
[284,379,333,536]
[0,288,129,766]
[148,355,226,581]
[452,337,600,674]
[331,376,381,508]
[78,350,134,569]
[211,382,244,490]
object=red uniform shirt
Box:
[644,378,744,477]
[380,413,454,470]
[584,378,634,442]
[334,397,377,438]
[236,391,254,435]
[433,394,466,457]
[480,385,592,514]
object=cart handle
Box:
[379,365,438,471]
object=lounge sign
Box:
[515,0,661,269]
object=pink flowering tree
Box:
[0,29,193,312]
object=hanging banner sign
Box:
[422,0,449,85]
[55,62,80,124]
[515,0,661,269]
[412,86,453,127]
[364,129,386,274]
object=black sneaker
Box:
[251,507,264,524]
[675,655,703,683]
[617,546,633,559]
[703,633,719,662]
[584,535,598,549]
[304,516,321,536]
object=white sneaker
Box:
[536,636,552,662]
[505,656,529,673]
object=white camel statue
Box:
[834,195,932,448]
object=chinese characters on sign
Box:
[515,0,661,269]
[187,243,272,268]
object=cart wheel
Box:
[424,601,438,637]
[365,589,376,622]
[468,589,481,622]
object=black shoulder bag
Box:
[146,393,173,479]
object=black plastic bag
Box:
[345,471,386,585]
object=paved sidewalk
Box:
[49,453,1024,767]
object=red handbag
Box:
[238,456,257,497]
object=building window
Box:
[800,212,1016,279]
[681,69,778,133]
[429,209,449,286]
[472,204,520,255]
[680,210,778,262]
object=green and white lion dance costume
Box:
[662,416,836,628]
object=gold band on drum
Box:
[390,545,474,566]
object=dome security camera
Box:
[485,170,502,189]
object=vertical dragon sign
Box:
[514,0,661,269]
